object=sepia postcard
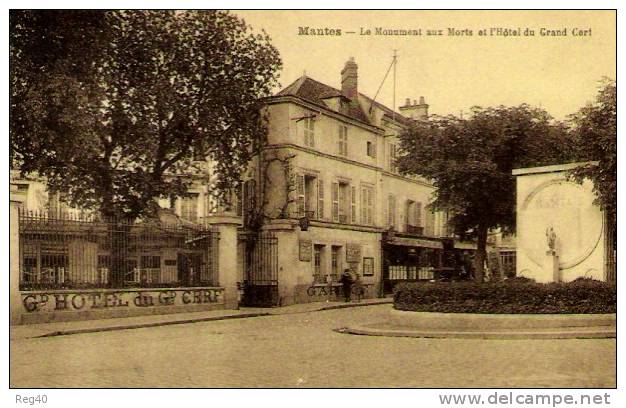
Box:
[6,6,618,402]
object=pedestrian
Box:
[340,268,353,302]
[353,273,364,302]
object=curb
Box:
[335,325,617,340]
[30,300,393,338]
[34,312,271,338]
[316,300,393,312]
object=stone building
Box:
[238,58,454,306]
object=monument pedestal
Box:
[545,250,560,282]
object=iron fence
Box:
[239,231,279,306]
[18,210,219,290]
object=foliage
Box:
[568,79,616,223]
[393,280,616,314]
[396,105,575,280]
[10,10,282,219]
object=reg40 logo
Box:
[15,395,48,405]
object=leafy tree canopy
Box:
[568,78,616,222]
[397,104,575,280]
[10,10,282,220]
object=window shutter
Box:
[361,187,366,224]
[331,182,339,222]
[388,195,396,227]
[415,202,422,227]
[297,174,305,217]
[350,186,357,224]
[367,188,374,225]
[317,178,324,220]
[309,120,315,147]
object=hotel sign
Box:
[346,244,362,263]
[21,287,224,313]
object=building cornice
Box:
[264,95,386,134]
[262,143,434,189]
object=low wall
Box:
[17,287,226,324]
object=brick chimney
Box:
[341,57,358,100]
[399,96,429,120]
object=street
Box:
[10,305,616,388]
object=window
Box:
[388,143,398,172]
[361,186,374,225]
[313,245,325,283]
[317,178,324,220]
[387,194,396,228]
[140,255,161,284]
[298,174,321,219]
[367,141,377,158]
[331,182,339,222]
[297,174,306,217]
[303,116,315,148]
[331,246,342,280]
[350,186,357,224]
[332,182,351,223]
[180,193,199,223]
[425,208,436,236]
[304,175,316,217]
[337,125,348,156]
[406,200,423,234]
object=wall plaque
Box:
[346,244,362,263]
[299,239,312,262]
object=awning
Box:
[386,236,443,249]
[454,241,477,250]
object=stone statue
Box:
[546,227,557,252]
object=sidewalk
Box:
[10,297,392,340]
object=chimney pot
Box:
[419,96,426,105]
[405,98,411,106]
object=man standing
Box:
[340,268,353,302]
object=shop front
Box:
[381,231,445,295]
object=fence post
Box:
[10,186,26,325]
[207,211,242,309]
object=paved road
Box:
[10,305,616,388]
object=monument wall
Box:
[513,163,606,282]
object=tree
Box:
[10,10,282,220]
[568,79,616,226]
[397,105,575,281]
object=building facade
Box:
[238,58,453,306]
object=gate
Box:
[239,231,279,306]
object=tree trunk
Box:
[473,225,488,282]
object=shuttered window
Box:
[338,125,348,156]
[350,186,357,224]
[331,182,339,222]
[388,194,396,228]
[415,201,422,227]
[361,186,374,225]
[304,117,315,148]
[317,178,324,220]
[297,174,306,217]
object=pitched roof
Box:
[276,75,409,127]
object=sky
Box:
[234,10,616,120]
